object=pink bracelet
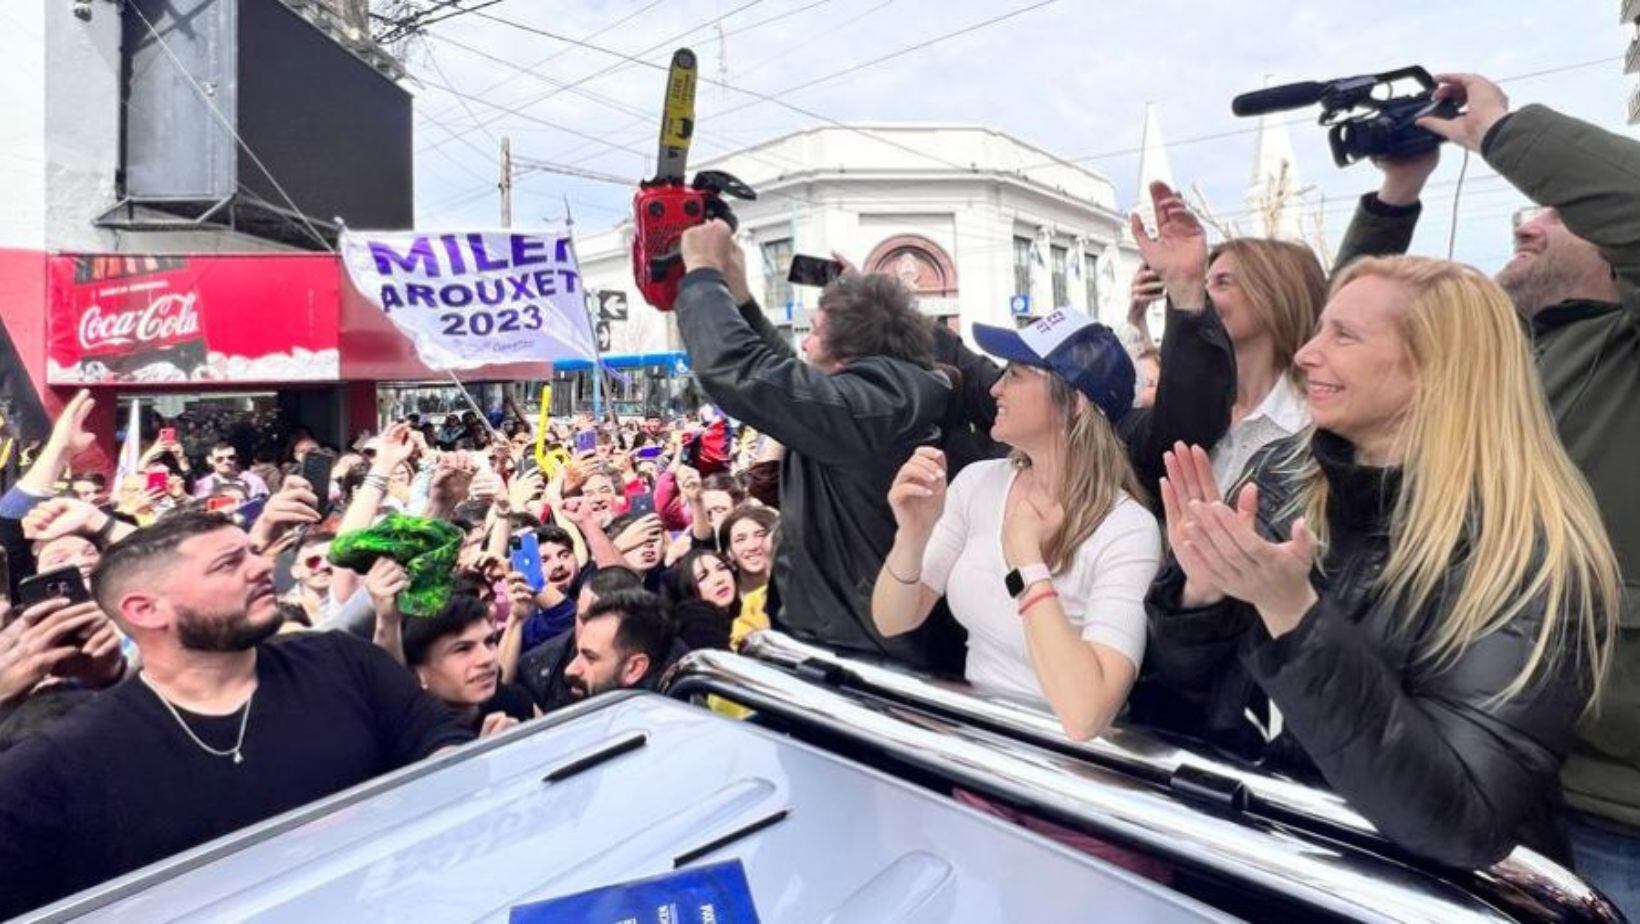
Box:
[1018,587,1059,616]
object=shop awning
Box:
[44,252,551,387]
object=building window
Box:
[1050,244,1068,308]
[761,238,794,312]
[1084,251,1100,310]
[1012,236,1033,299]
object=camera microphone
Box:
[1230,81,1329,117]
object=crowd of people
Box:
[0,72,1635,916]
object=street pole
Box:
[562,196,605,421]
[499,136,513,228]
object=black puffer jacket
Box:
[1143,431,1593,868]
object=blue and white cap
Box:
[972,308,1135,423]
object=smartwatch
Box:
[1004,563,1052,598]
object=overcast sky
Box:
[404,0,1638,271]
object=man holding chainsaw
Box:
[675,220,967,675]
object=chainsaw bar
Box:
[654,48,698,183]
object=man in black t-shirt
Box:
[0,512,473,917]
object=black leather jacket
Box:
[675,269,966,674]
[1143,431,1593,868]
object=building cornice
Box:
[746,168,1126,225]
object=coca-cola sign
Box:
[47,253,343,385]
[77,294,201,352]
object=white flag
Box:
[340,229,598,370]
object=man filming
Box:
[1335,72,1640,911]
[675,219,965,674]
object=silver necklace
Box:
[140,674,255,765]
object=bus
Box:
[547,351,701,419]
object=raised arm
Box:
[872,448,948,638]
[675,223,944,465]
[331,422,417,603]
[1422,74,1640,298]
[1119,183,1234,503]
[13,390,95,503]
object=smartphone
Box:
[16,567,91,610]
[574,429,597,455]
[628,493,657,518]
[0,546,11,611]
[145,470,169,493]
[300,450,337,518]
[158,427,177,444]
[206,495,239,513]
[635,445,664,462]
[788,254,844,288]
[509,531,545,592]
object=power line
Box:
[416,0,670,131]
[425,30,652,122]
[372,0,503,45]
[473,0,1060,179]
[416,0,768,159]
[415,74,654,160]
[422,43,500,146]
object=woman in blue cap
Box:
[871,307,1161,741]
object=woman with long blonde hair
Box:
[872,308,1160,741]
[1146,255,1620,868]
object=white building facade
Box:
[575,125,1141,354]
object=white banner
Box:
[340,228,598,370]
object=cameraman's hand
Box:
[1417,73,1509,154]
[1129,181,1207,312]
[681,219,734,276]
[1370,148,1440,207]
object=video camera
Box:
[1230,66,1460,167]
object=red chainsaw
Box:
[631,48,756,311]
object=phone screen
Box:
[159,427,177,444]
[788,254,844,288]
[145,471,169,493]
[300,451,336,518]
[628,493,657,518]
[574,430,597,455]
[510,532,545,592]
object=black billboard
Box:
[120,0,412,248]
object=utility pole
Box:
[499,135,513,228]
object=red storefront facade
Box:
[1,247,549,476]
